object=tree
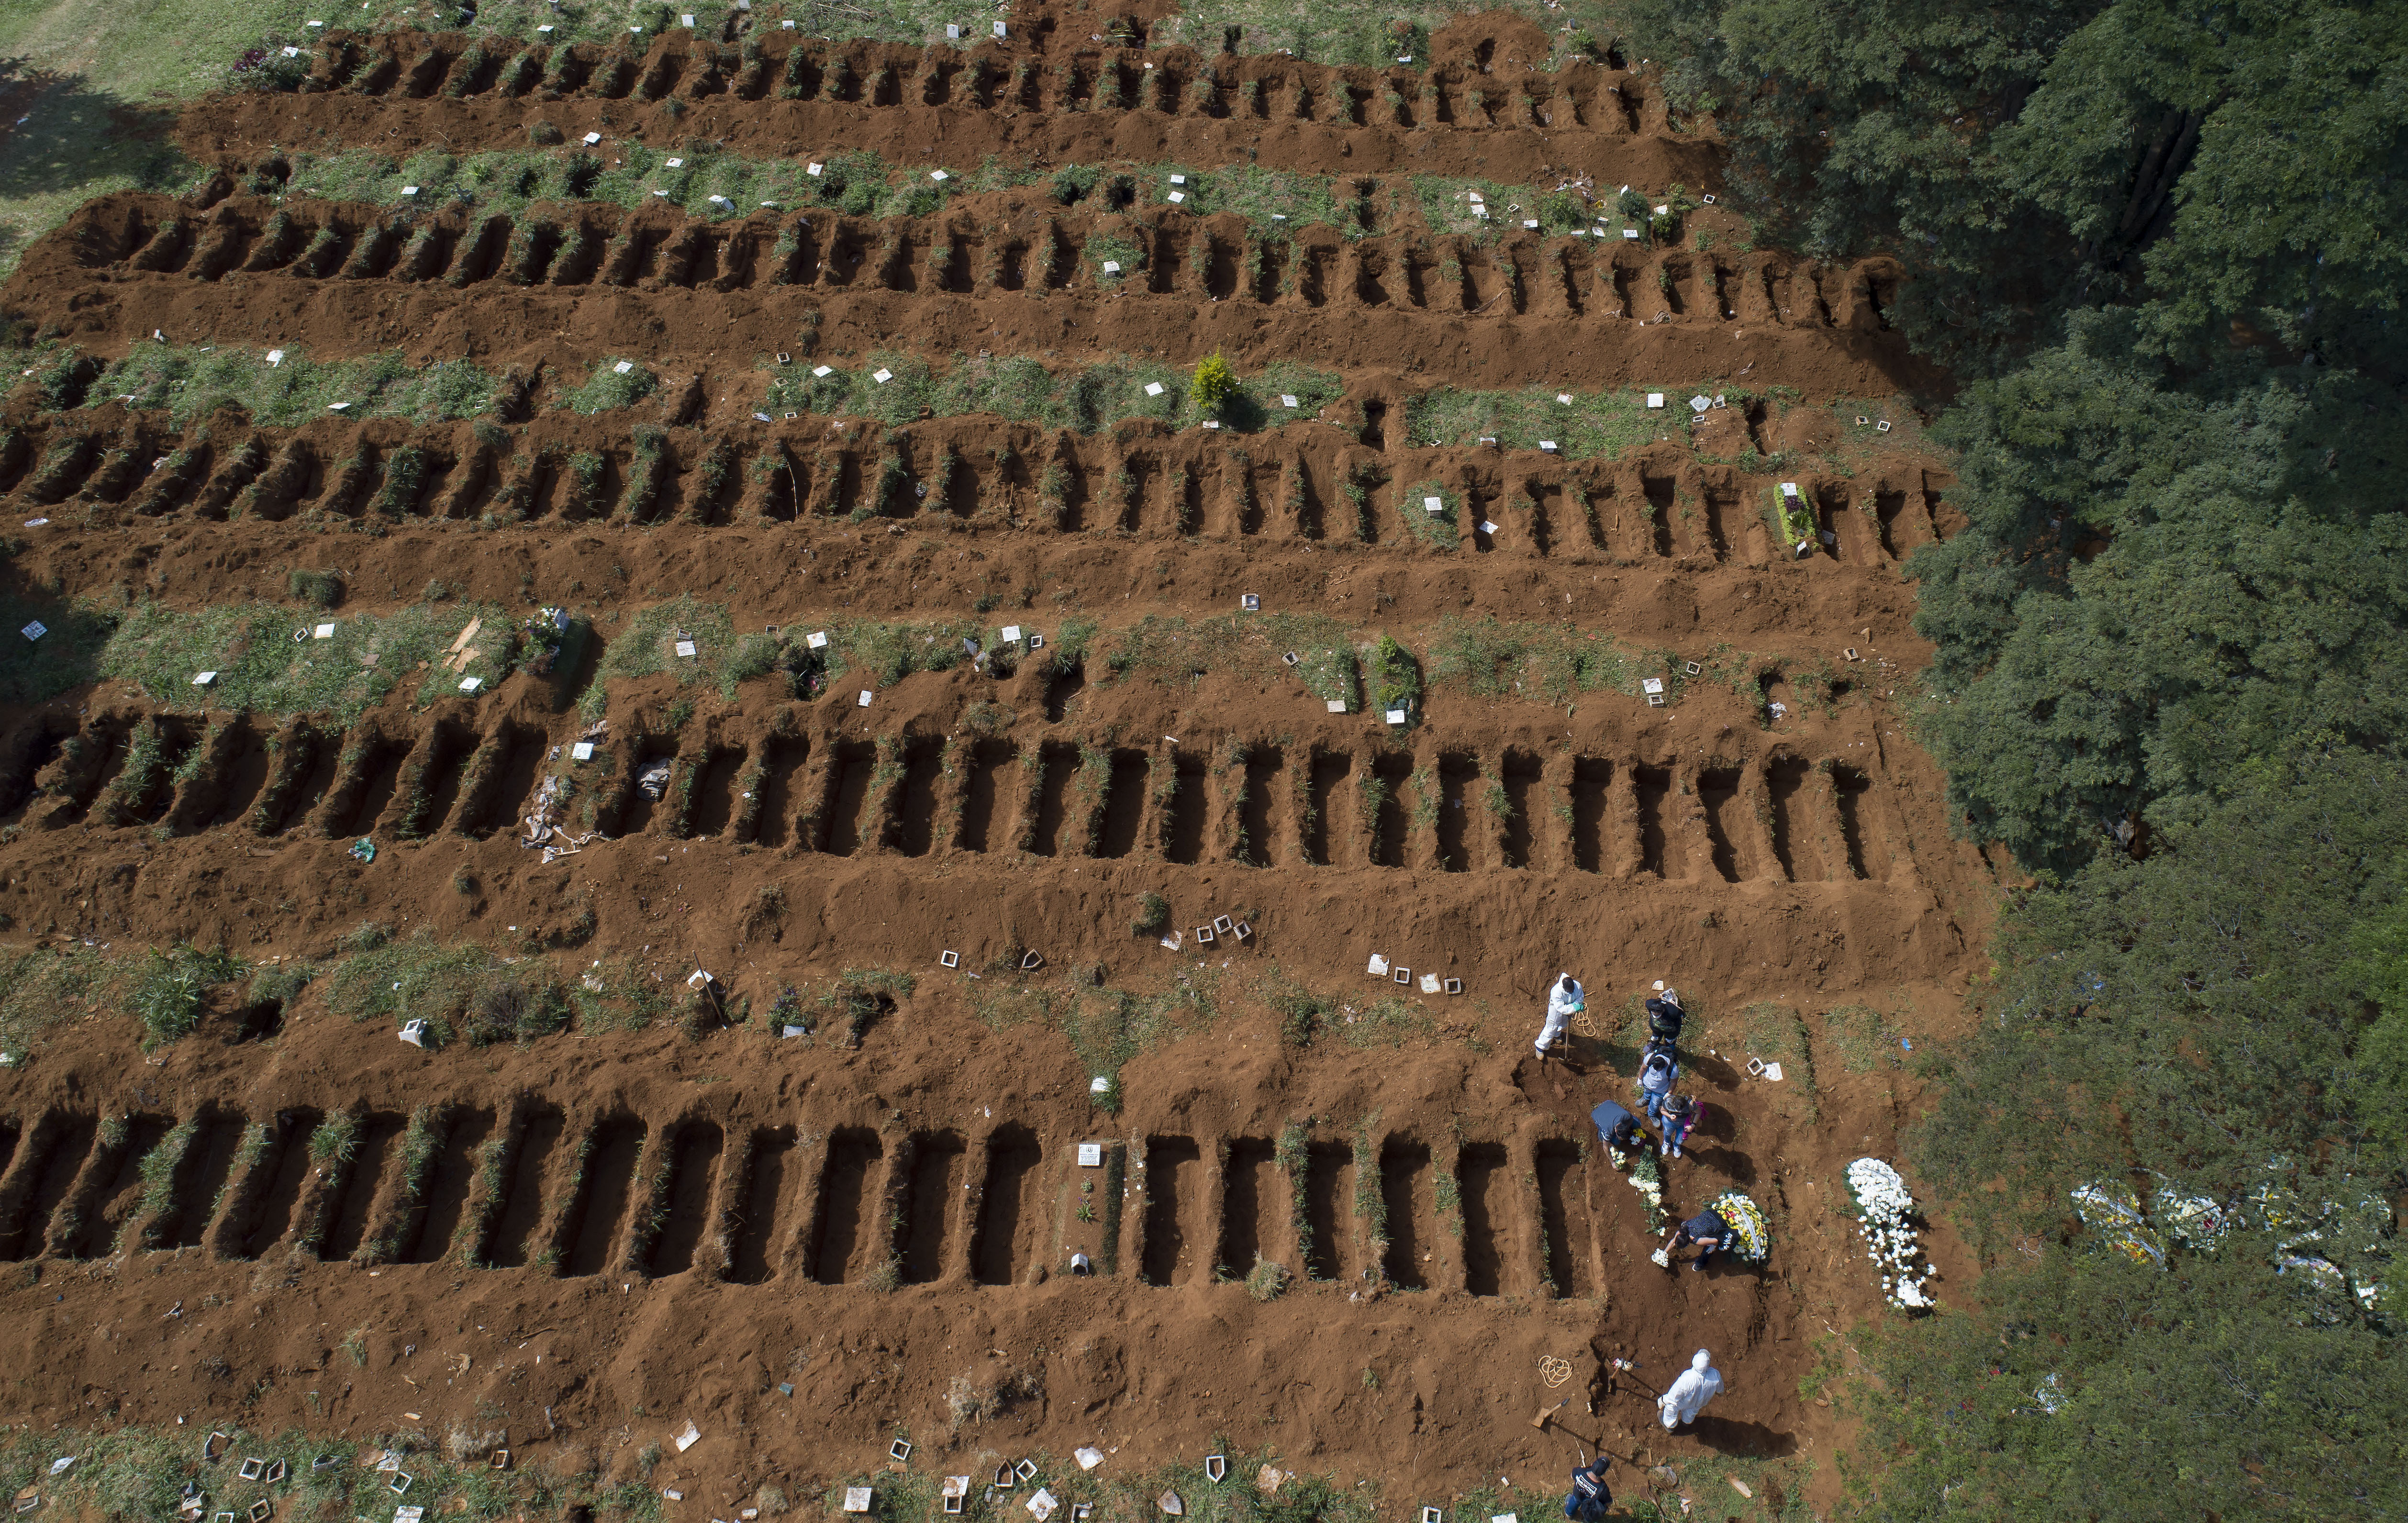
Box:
[1619,0,2408,372]
[1906,317,2408,871]
[1859,764,2408,1519]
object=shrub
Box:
[289,568,344,608]
[1189,351,1237,415]
[1130,892,1169,935]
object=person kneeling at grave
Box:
[1663,1207,1732,1273]
[1561,1456,1613,1523]
[1590,1099,1649,1153]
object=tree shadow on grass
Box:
[0,58,190,280]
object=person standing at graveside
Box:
[1637,1037,1679,1126]
[1657,1350,1724,1431]
[1646,986,1684,1043]
[1561,1455,1613,1522]
[1535,972,1584,1064]
[1658,1094,1702,1158]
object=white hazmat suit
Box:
[1657,1349,1724,1430]
[1535,974,1583,1058]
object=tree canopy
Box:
[1610,3,2408,1516]
[1866,764,2408,1518]
[1625,0,2408,372]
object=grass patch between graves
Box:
[85,346,502,429]
[1405,385,1672,459]
[100,599,523,723]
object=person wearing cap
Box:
[1535,973,1583,1062]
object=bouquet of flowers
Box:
[1710,1191,1770,1264]
[1848,1158,1934,1308]
[1625,1145,1669,1231]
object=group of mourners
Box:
[1532,974,1747,1518]
[1536,974,1771,1275]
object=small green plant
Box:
[341,1328,368,1366]
[1131,891,1170,935]
[288,568,344,608]
[1365,634,1425,717]
[131,945,243,1043]
[308,1112,361,1166]
[1244,1256,1292,1301]
[1189,350,1237,415]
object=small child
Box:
[1658,1094,1703,1158]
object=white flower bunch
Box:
[1628,1146,1669,1230]
[1848,1158,1935,1310]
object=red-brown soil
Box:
[0,13,1982,1523]
[182,29,1716,187]
[27,189,1922,398]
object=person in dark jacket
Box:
[1666,1207,1731,1273]
[1561,1456,1612,1522]
[1658,1094,1702,1158]
[1645,989,1684,1041]
[1590,1099,1648,1153]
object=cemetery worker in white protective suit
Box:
[1657,1349,1724,1430]
[1535,973,1584,1062]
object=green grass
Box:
[1139,160,1360,236]
[557,356,660,415]
[1736,1000,1819,1116]
[1409,174,1607,238]
[0,945,135,1061]
[1333,992,1436,1047]
[129,943,244,1043]
[0,590,118,706]
[1405,384,1673,459]
[99,598,522,723]
[587,594,737,712]
[0,1416,673,1523]
[240,137,1677,252]
[762,350,1344,436]
[1362,632,1423,717]
[1425,615,1663,702]
[1162,0,1620,68]
[1399,477,1462,549]
[317,929,570,1047]
[1099,611,1358,704]
[1821,1002,1907,1073]
[280,141,1003,224]
[85,345,501,430]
